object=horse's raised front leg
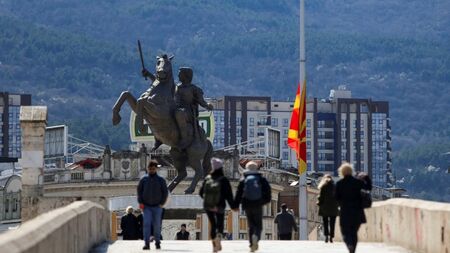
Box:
[167,149,188,193]
[185,159,203,194]
[112,91,137,125]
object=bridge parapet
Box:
[0,201,110,253]
[334,198,450,253]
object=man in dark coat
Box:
[200,158,236,253]
[234,161,271,252]
[317,174,339,243]
[137,160,168,250]
[120,206,141,240]
[274,203,298,240]
[176,224,190,240]
[335,163,372,253]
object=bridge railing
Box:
[334,198,450,253]
[0,201,110,253]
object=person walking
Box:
[199,158,236,253]
[176,224,190,240]
[120,206,141,240]
[335,163,372,253]
[317,174,339,243]
[234,161,272,252]
[137,160,168,250]
[274,203,297,240]
[135,208,144,240]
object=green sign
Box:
[129,111,215,143]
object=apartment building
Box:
[206,87,392,187]
[0,92,32,159]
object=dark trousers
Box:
[340,222,360,252]
[244,207,263,245]
[206,211,225,239]
[322,216,336,238]
[278,233,292,240]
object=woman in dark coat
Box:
[317,174,339,243]
[120,206,141,240]
[335,163,372,253]
[199,158,236,253]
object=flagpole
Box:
[298,0,308,240]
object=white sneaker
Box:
[250,234,258,252]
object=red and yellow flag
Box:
[287,81,307,175]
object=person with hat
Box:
[274,203,298,240]
[234,161,272,252]
[137,160,168,250]
[199,157,236,253]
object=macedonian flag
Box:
[287,81,307,175]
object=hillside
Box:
[0,0,449,200]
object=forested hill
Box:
[0,1,449,199]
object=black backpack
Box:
[243,174,262,201]
[203,175,222,210]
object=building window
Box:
[318,164,326,171]
[283,129,288,138]
[318,142,325,149]
[249,118,254,126]
[249,128,254,137]
[307,130,311,138]
[318,120,325,128]
[307,119,311,127]
[283,152,289,160]
[271,118,278,127]
[282,118,289,127]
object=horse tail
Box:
[202,140,213,175]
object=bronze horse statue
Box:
[112,54,212,194]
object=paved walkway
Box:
[92,240,414,253]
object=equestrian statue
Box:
[112,42,213,194]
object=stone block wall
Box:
[0,201,110,253]
[333,198,450,253]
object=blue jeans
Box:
[143,205,163,245]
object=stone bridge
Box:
[1,101,448,253]
[0,198,448,253]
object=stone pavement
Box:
[91,240,414,253]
